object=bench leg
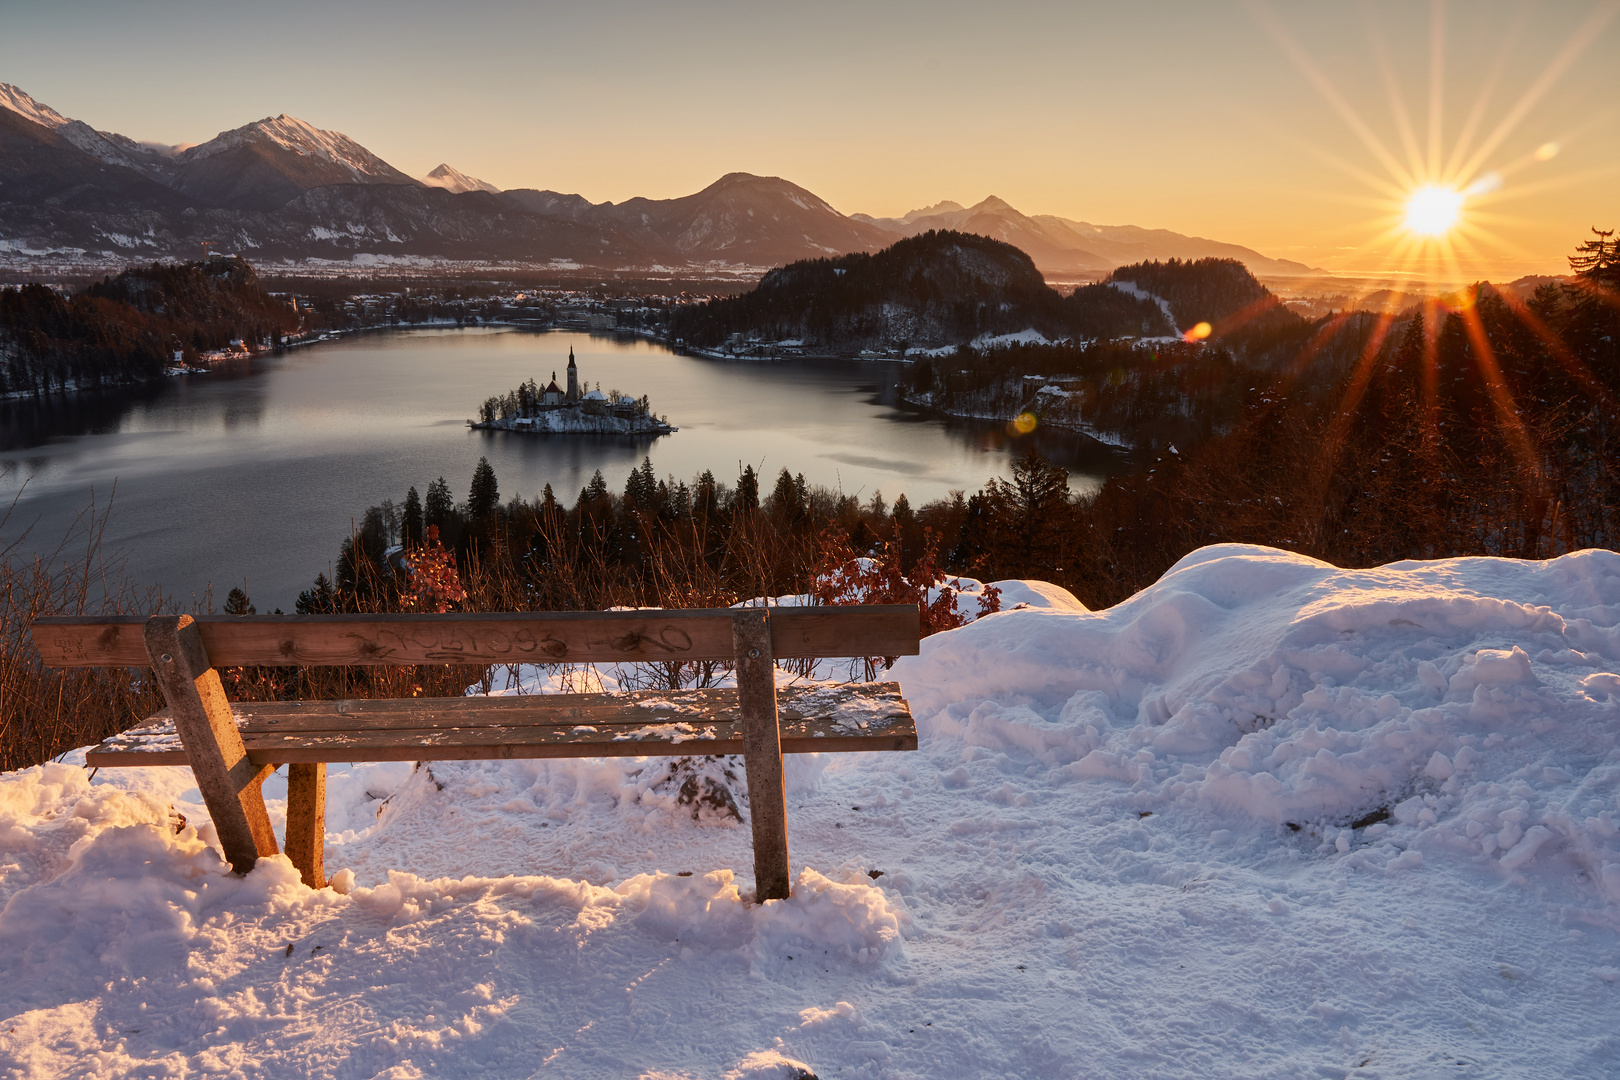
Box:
[733,608,790,901]
[285,763,326,888]
[144,615,279,875]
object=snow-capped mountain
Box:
[169,114,420,210]
[0,83,72,131]
[422,163,500,194]
[0,82,174,178]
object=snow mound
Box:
[899,543,1620,898]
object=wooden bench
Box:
[31,605,920,901]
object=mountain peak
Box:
[902,200,965,222]
[186,114,392,171]
[0,83,70,130]
[167,113,418,210]
[423,163,500,194]
[970,195,1019,215]
[710,171,785,189]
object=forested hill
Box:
[1106,257,1304,338]
[670,230,1070,350]
[670,233,1297,352]
[0,257,297,396]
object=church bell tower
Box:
[566,346,579,402]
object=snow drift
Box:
[1,544,1617,1078]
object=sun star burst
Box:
[1404,184,1464,238]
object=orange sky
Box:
[3,0,1615,280]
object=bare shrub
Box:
[0,490,167,771]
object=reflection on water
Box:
[0,327,1127,609]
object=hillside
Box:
[670,230,1072,350]
[3,547,1617,1076]
[1107,257,1305,338]
[0,257,297,394]
[669,234,1298,353]
[0,106,191,214]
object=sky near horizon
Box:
[1,0,1615,279]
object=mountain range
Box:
[0,83,1321,278]
[853,198,1318,278]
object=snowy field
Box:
[2,544,1618,1078]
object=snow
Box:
[3,545,1620,1077]
[0,83,70,129]
[969,328,1056,349]
[1109,278,1181,335]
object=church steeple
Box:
[566,345,579,402]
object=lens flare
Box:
[1403,184,1463,237]
[1007,412,1038,436]
[1183,321,1212,343]
[1534,141,1560,161]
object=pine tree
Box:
[982,449,1071,576]
[224,587,255,615]
[580,469,609,506]
[638,458,657,507]
[1570,228,1620,288]
[624,456,657,511]
[468,457,499,520]
[296,572,336,615]
[402,486,424,546]
[425,477,453,530]
[737,464,759,513]
[694,470,718,520]
[768,467,800,521]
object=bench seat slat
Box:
[184,685,903,733]
[84,683,917,767]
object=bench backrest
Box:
[31,605,921,668]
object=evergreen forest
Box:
[0,257,298,396]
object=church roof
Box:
[544,380,563,394]
[582,389,607,401]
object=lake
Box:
[0,328,1125,610]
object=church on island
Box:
[469,346,675,436]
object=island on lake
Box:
[469,346,675,435]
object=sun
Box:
[1403,184,1464,238]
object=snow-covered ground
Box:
[3,544,1619,1078]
